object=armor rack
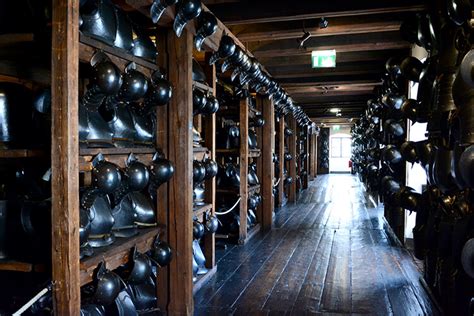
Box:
[0,0,281,314]
[191,55,218,293]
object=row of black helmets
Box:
[352,1,474,314]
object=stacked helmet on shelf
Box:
[351,2,474,313]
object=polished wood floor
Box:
[195,174,439,315]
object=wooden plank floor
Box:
[195,174,439,315]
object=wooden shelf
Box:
[80,226,163,286]
[193,147,210,160]
[0,260,45,273]
[193,265,217,295]
[79,147,156,156]
[193,81,214,94]
[79,34,158,75]
[216,184,260,196]
[193,203,213,217]
[216,148,261,157]
[0,149,46,158]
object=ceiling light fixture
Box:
[297,20,311,49]
[297,31,311,48]
[319,17,329,29]
[329,108,341,113]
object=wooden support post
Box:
[154,28,171,312]
[278,118,285,206]
[166,29,193,315]
[203,54,216,269]
[314,135,318,178]
[51,0,80,314]
[239,97,249,244]
[288,118,297,202]
[308,133,313,182]
[260,97,274,231]
[304,130,310,189]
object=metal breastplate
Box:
[86,110,114,147]
[82,191,115,247]
[129,192,156,226]
[193,184,205,206]
[79,103,91,146]
[130,107,154,146]
[80,0,117,46]
[113,8,133,51]
[128,279,157,311]
[112,195,138,238]
[106,103,137,147]
[106,290,138,316]
[80,207,93,258]
[248,130,258,149]
[433,147,458,194]
[132,32,157,62]
[193,240,208,275]
[81,304,107,316]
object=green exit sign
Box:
[311,50,336,68]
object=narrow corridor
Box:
[194,174,439,315]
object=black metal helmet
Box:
[124,154,150,191]
[146,70,173,107]
[195,11,218,51]
[150,153,175,186]
[94,262,122,306]
[90,56,123,97]
[91,154,122,194]
[150,238,173,267]
[203,158,218,180]
[193,160,206,184]
[173,0,202,37]
[205,213,218,234]
[209,35,236,65]
[193,219,205,239]
[193,89,208,115]
[150,0,178,24]
[127,247,152,285]
[118,66,149,102]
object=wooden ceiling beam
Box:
[267,61,385,79]
[206,1,425,25]
[277,73,381,85]
[233,16,402,42]
[258,49,404,67]
[249,31,409,58]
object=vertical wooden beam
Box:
[239,97,249,244]
[203,55,216,269]
[155,29,170,311]
[256,100,264,224]
[288,118,297,202]
[278,118,285,206]
[166,29,193,315]
[304,130,310,189]
[313,135,318,178]
[261,97,274,230]
[51,0,80,314]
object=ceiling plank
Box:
[207,0,425,25]
[233,17,401,42]
[267,61,385,79]
[258,49,404,67]
[250,31,409,58]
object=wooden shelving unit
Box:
[192,55,217,289]
[0,261,46,273]
[0,0,281,314]
[79,226,163,285]
[0,149,46,159]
